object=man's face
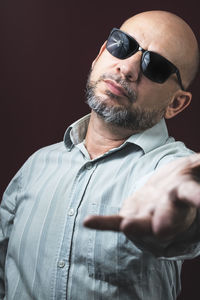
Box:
[86,16,181,132]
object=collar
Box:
[63,114,169,154]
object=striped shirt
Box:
[1,114,200,300]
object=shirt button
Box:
[68,208,75,216]
[85,162,93,170]
[57,260,65,268]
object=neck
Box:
[85,111,136,159]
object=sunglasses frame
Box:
[106,28,185,91]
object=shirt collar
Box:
[63,114,169,154]
[64,114,90,151]
[125,118,169,153]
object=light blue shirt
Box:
[1,114,200,300]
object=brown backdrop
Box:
[0,0,199,299]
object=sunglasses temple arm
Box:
[176,70,185,91]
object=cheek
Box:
[135,81,169,109]
[91,53,117,80]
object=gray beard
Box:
[85,74,167,132]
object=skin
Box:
[83,11,199,241]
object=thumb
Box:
[83,215,122,231]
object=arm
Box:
[0,171,21,298]
[84,153,200,257]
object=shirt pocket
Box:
[86,206,143,286]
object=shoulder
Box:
[131,138,194,192]
[155,137,194,168]
[13,142,66,187]
[23,141,66,165]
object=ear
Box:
[164,90,192,119]
[91,41,107,69]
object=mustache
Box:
[98,73,137,103]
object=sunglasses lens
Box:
[106,30,138,59]
[106,29,183,88]
[141,52,174,83]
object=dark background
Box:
[0,0,199,299]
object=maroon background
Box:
[0,0,199,299]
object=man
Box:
[0,10,199,300]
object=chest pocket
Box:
[86,207,143,286]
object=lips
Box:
[104,79,128,97]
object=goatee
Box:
[86,71,167,132]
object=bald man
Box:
[0,10,199,300]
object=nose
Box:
[115,51,142,82]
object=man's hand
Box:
[84,153,200,241]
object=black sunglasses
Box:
[106,28,185,90]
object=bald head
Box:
[121,11,199,89]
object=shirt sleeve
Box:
[0,169,22,298]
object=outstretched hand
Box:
[84,153,200,241]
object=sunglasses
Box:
[106,28,184,90]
